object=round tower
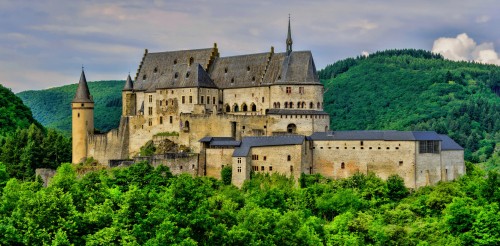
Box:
[72,69,94,163]
[122,74,136,116]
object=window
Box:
[237,158,242,164]
[182,96,185,104]
[262,97,265,103]
[387,147,390,150]
[309,102,314,109]
[77,113,80,118]
[225,105,231,112]
[299,87,304,94]
[189,96,193,103]
[213,97,216,104]
[269,166,273,171]
[148,107,153,115]
[252,155,259,160]
[186,72,190,78]
[159,100,162,106]
[174,59,177,64]
[148,119,152,126]
[149,95,153,103]
[174,72,178,79]
[419,141,440,154]
[290,166,293,172]
[189,57,194,66]
[237,166,242,173]
[200,96,204,104]
[341,162,345,169]
[247,66,250,71]
[169,116,173,124]
[159,117,163,124]
[287,155,291,161]
[253,166,259,171]
[286,87,291,94]
[360,141,364,146]
[395,147,399,150]
[261,166,264,171]
[207,96,210,104]
[289,102,293,108]
[285,102,289,108]
[263,156,267,161]
[399,161,403,166]
[317,102,321,109]
[251,104,256,111]
[242,104,248,112]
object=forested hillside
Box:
[0,163,499,245]
[320,49,500,167]
[0,84,41,136]
[0,84,71,180]
[17,80,124,135]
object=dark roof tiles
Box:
[72,70,93,103]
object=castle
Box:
[72,19,465,188]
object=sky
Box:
[1,0,499,92]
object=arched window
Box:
[273,102,277,108]
[287,124,297,134]
[242,103,248,112]
[251,103,256,111]
[285,102,289,108]
[234,104,239,112]
[225,104,230,112]
[302,102,306,108]
[309,102,314,109]
[341,162,345,169]
[289,102,293,108]
[277,102,280,108]
[317,102,321,109]
[184,121,190,131]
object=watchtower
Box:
[71,69,94,163]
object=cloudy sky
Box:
[1,0,499,92]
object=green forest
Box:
[0,162,499,245]
[17,80,124,135]
[320,49,500,170]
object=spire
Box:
[286,14,293,55]
[72,68,93,103]
[123,73,134,91]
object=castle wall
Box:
[232,156,250,187]
[87,117,130,165]
[205,148,235,179]
[222,87,270,114]
[269,84,324,110]
[312,140,417,188]
[441,150,465,181]
[268,114,330,134]
[248,144,305,179]
[150,154,199,176]
[415,151,442,188]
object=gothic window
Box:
[302,102,306,108]
[251,103,256,112]
[154,67,158,73]
[234,104,239,112]
[273,102,277,108]
[310,102,314,109]
[277,102,280,108]
[184,121,190,131]
[285,102,289,108]
[289,102,293,108]
[269,166,273,171]
[317,102,321,109]
[242,104,248,112]
[225,104,230,112]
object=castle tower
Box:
[286,15,293,55]
[122,74,136,116]
[71,69,94,163]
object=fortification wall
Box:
[312,140,417,188]
[87,117,129,165]
[205,148,235,179]
[268,114,329,134]
[441,150,465,181]
[249,144,305,179]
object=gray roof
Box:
[123,74,134,91]
[439,134,464,150]
[133,47,320,91]
[309,131,442,141]
[233,135,305,157]
[72,70,93,103]
[199,137,241,147]
[267,109,329,115]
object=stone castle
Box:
[71,20,465,188]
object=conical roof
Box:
[123,74,134,91]
[72,70,93,103]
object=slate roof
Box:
[233,135,305,157]
[72,70,93,103]
[267,109,329,115]
[123,74,134,91]
[309,131,442,141]
[439,134,464,150]
[134,47,320,90]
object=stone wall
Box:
[87,117,130,165]
[205,148,235,179]
[35,168,56,187]
[441,150,465,181]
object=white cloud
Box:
[432,33,500,65]
[361,51,369,57]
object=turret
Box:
[122,74,136,116]
[71,69,94,163]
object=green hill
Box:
[17,80,125,135]
[320,49,500,165]
[0,84,42,136]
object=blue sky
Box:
[1,0,499,92]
